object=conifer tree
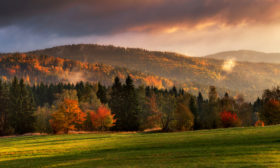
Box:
[9,78,36,134]
[206,86,220,129]
[122,76,140,131]
[196,92,204,129]
[109,77,124,130]
[189,96,198,129]
[0,80,10,135]
[97,82,108,104]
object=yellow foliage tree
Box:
[90,105,116,131]
[50,99,86,134]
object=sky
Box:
[1,0,280,56]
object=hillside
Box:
[206,50,280,64]
[1,126,280,167]
[29,44,280,100]
[0,53,175,89]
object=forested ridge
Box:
[30,44,280,101]
[0,53,174,88]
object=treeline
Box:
[0,76,277,135]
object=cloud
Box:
[1,0,280,37]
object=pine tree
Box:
[136,85,147,130]
[9,78,36,134]
[109,77,124,130]
[189,96,198,129]
[97,83,108,104]
[122,76,140,131]
[0,80,10,135]
[207,86,220,128]
[196,92,204,129]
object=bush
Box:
[220,111,241,128]
[255,120,264,127]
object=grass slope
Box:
[1,126,280,168]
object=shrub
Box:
[255,120,265,127]
[220,111,241,128]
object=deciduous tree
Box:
[90,105,116,131]
[174,103,194,131]
[50,99,86,134]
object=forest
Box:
[0,75,278,136]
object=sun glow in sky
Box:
[1,0,280,56]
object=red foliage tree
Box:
[220,111,241,128]
[90,105,116,131]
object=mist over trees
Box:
[0,75,277,136]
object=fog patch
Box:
[62,71,87,84]
[222,59,236,72]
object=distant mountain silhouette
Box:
[205,50,280,64]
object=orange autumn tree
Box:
[50,99,86,134]
[146,93,162,129]
[90,105,116,131]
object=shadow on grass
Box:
[1,134,280,168]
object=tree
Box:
[196,92,204,129]
[54,89,79,103]
[235,94,253,126]
[220,93,234,112]
[189,96,198,129]
[97,83,108,104]
[174,103,194,131]
[253,97,262,123]
[220,111,241,128]
[0,80,10,135]
[121,76,140,131]
[203,86,220,129]
[260,99,280,125]
[35,104,52,133]
[78,86,102,131]
[90,105,116,131]
[50,99,86,134]
[137,85,148,131]
[9,78,36,134]
[158,93,176,131]
[145,93,162,129]
[171,86,178,97]
[109,77,124,130]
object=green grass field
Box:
[1,126,280,168]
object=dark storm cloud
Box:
[0,0,280,37]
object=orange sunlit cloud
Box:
[1,0,280,55]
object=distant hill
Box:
[205,50,280,64]
[0,53,178,89]
[27,44,280,101]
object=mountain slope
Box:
[0,53,177,89]
[29,44,280,100]
[205,50,280,64]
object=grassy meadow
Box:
[1,126,280,168]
